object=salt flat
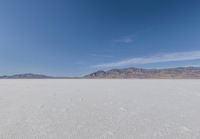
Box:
[0,79,200,139]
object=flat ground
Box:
[0,79,200,139]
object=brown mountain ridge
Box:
[84,67,200,79]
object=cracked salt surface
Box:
[0,79,200,139]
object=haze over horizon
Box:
[0,0,200,76]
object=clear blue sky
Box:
[0,0,200,76]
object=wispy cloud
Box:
[114,35,136,43]
[92,51,200,68]
[90,54,114,58]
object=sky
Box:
[0,0,200,76]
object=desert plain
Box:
[0,79,200,139]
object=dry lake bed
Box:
[0,79,200,139]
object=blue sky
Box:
[0,0,200,76]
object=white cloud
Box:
[92,51,200,68]
[114,35,135,43]
[90,54,114,58]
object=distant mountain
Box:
[84,67,200,79]
[0,73,53,79]
[1,67,200,79]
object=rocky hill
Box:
[85,67,200,79]
[0,73,53,79]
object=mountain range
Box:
[84,67,200,79]
[1,67,200,79]
[0,73,53,79]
